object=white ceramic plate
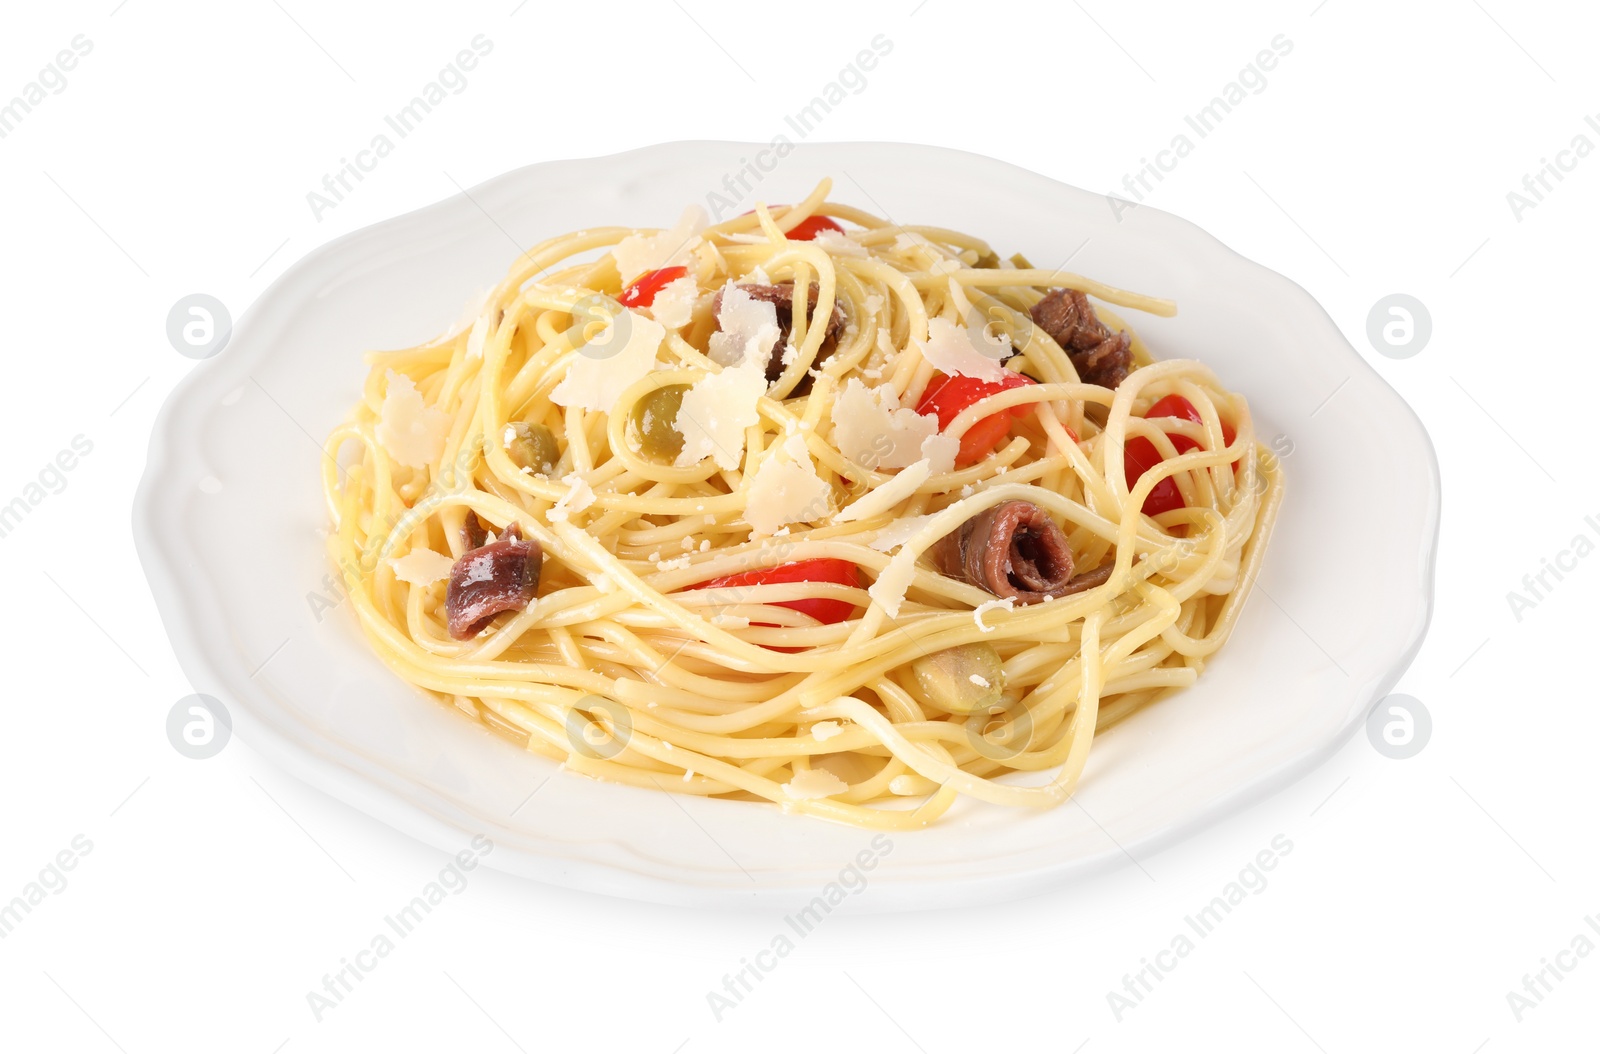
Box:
[134,142,1438,910]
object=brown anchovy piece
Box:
[461,511,521,552]
[445,533,542,639]
[712,281,848,391]
[461,510,488,551]
[931,500,1104,605]
[1029,288,1132,389]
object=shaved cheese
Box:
[548,472,596,523]
[707,282,780,368]
[830,378,944,471]
[674,359,767,470]
[440,286,493,341]
[465,310,494,359]
[810,721,843,741]
[745,435,830,534]
[387,549,454,586]
[783,767,849,800]
[647,275,700,329]
[835,458,931,524]
[916,316,1010,383]
[869,513,940,553]
[920,432,959,475]
[376,370,451,469]
[611,205,708,283]
[973,597,1015,632]
[813,228,869,257]
[893,232,929,254]
[549,309,664,413]
[867,507,959,617]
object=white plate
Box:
[134,142,1439,910]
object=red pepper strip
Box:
[688,557,861,630]
[914,371,1038,467]
[617,265,688,308]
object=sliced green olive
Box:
[631,384,689,463]
[973,248,1001,269]
[908,643,1005,715]
[506,421,559,474]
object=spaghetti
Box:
[322,178,1284,830]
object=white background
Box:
[2,1,1595,1051]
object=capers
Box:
[908,643,1005,714]
[631,384,689,463]
[505,421,559,474]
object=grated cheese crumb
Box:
[548,472,596,523]
[782,768,849,800]
[810,721,843,742]
[973,597,1015,633]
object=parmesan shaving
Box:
[465,310,494,360]
[830,378,944,471]
[647,275,700,329]
[610,205,707,283]
[868,513,940,553]
[916,316,1010,383]
[440,286,492,342]
[375,370,450,469]
[549,308,664,413]
[745,435,831,535]
[674,359,767,470]
[387,549,454,586]
[813,228,869,257]
[707,282,780,368]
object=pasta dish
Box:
[322,178,1283,830]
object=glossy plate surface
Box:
[134,142,1438,909]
